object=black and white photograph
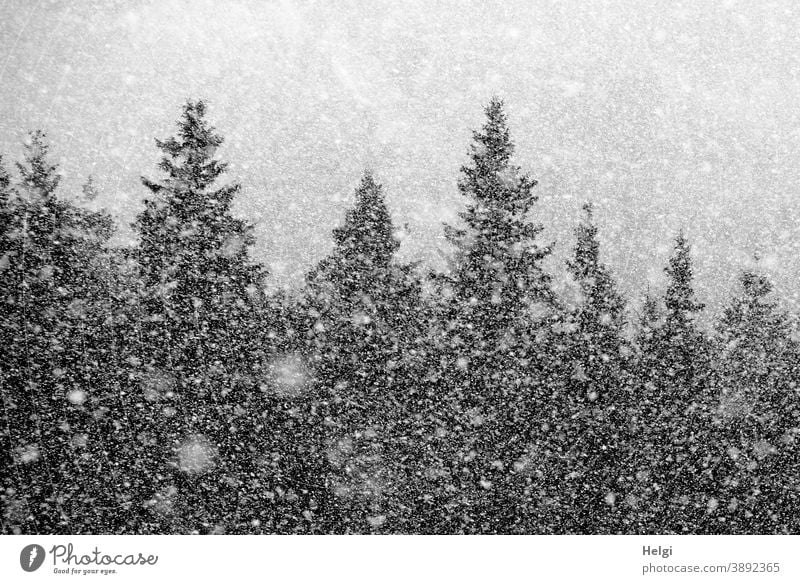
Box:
[1,0,799,579]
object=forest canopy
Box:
[1,99,799,535]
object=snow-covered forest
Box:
[1,98,799,535]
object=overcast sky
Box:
[2,0,799,315]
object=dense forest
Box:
[1,98,799,535]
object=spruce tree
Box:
[444,99,554,325]
[0,154,28,532]
[712,269,799,533]
[634,232,712,533]
[624,291,664,532]
[304,172,424,533]
[0,133,119,533]
[133,100,267,532]
[0,155,12,249]
[558,202,629,533]
[436,98,555,533]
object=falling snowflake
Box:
[177,435,217,474]
[263,354,311,398]
[15,444,40,464]
[67,389,87,405]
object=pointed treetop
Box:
[308,171,405,304]
[330,171,398,271]
[664,230,704,323]
[640,291,661,325]
[161,99,220,155]
[469,96,513,168]
[456,98,541,212]
[135,99,265,309]
[442,98,553,309]
[0,155,10,208]
[568,202,601,281]
[82,175,99,202]
[567,201,625,328]
[145,99,227,194]
[140,99,239,218]
[739,269,772,300]
[717,268,791,360]
[17,130,60,198]
[718,269,786,335]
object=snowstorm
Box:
[1,0,799,534]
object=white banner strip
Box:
[1,535,797,583]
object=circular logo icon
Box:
[20,544,46,572]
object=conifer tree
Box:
[0,133,119,533]
[566,203,626,334]
[0,154,26,532]
[558,202,629,533]
[634,232,712,533]
[304,172,424,533]
[622,291,664,532]
[435,98,555,533]
[444,99,554,326]
[0,156,12,249]
[712,269,799,533]
[81,175,99,202]
[133,100,267,532]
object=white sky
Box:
[2,0,799,315]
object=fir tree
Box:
[133,100,267,532]
[0,133,120,533]
[622,290,664,532]
[304,172,424,533]
[436,98,555,533]
[566,203,626,332]
[712,269,799,533]
[558,202,629,533]
[663,232,705,338]
[81,175,99,202]
[0,156,12,247]
[444,98,554,325]
[633,232,712,533]
[309,172,401,295]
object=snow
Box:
[67,389,87,405]
[176,435,217,475]
[15,444,40,464]
[264,354,311,398]
[1,0,799,538]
